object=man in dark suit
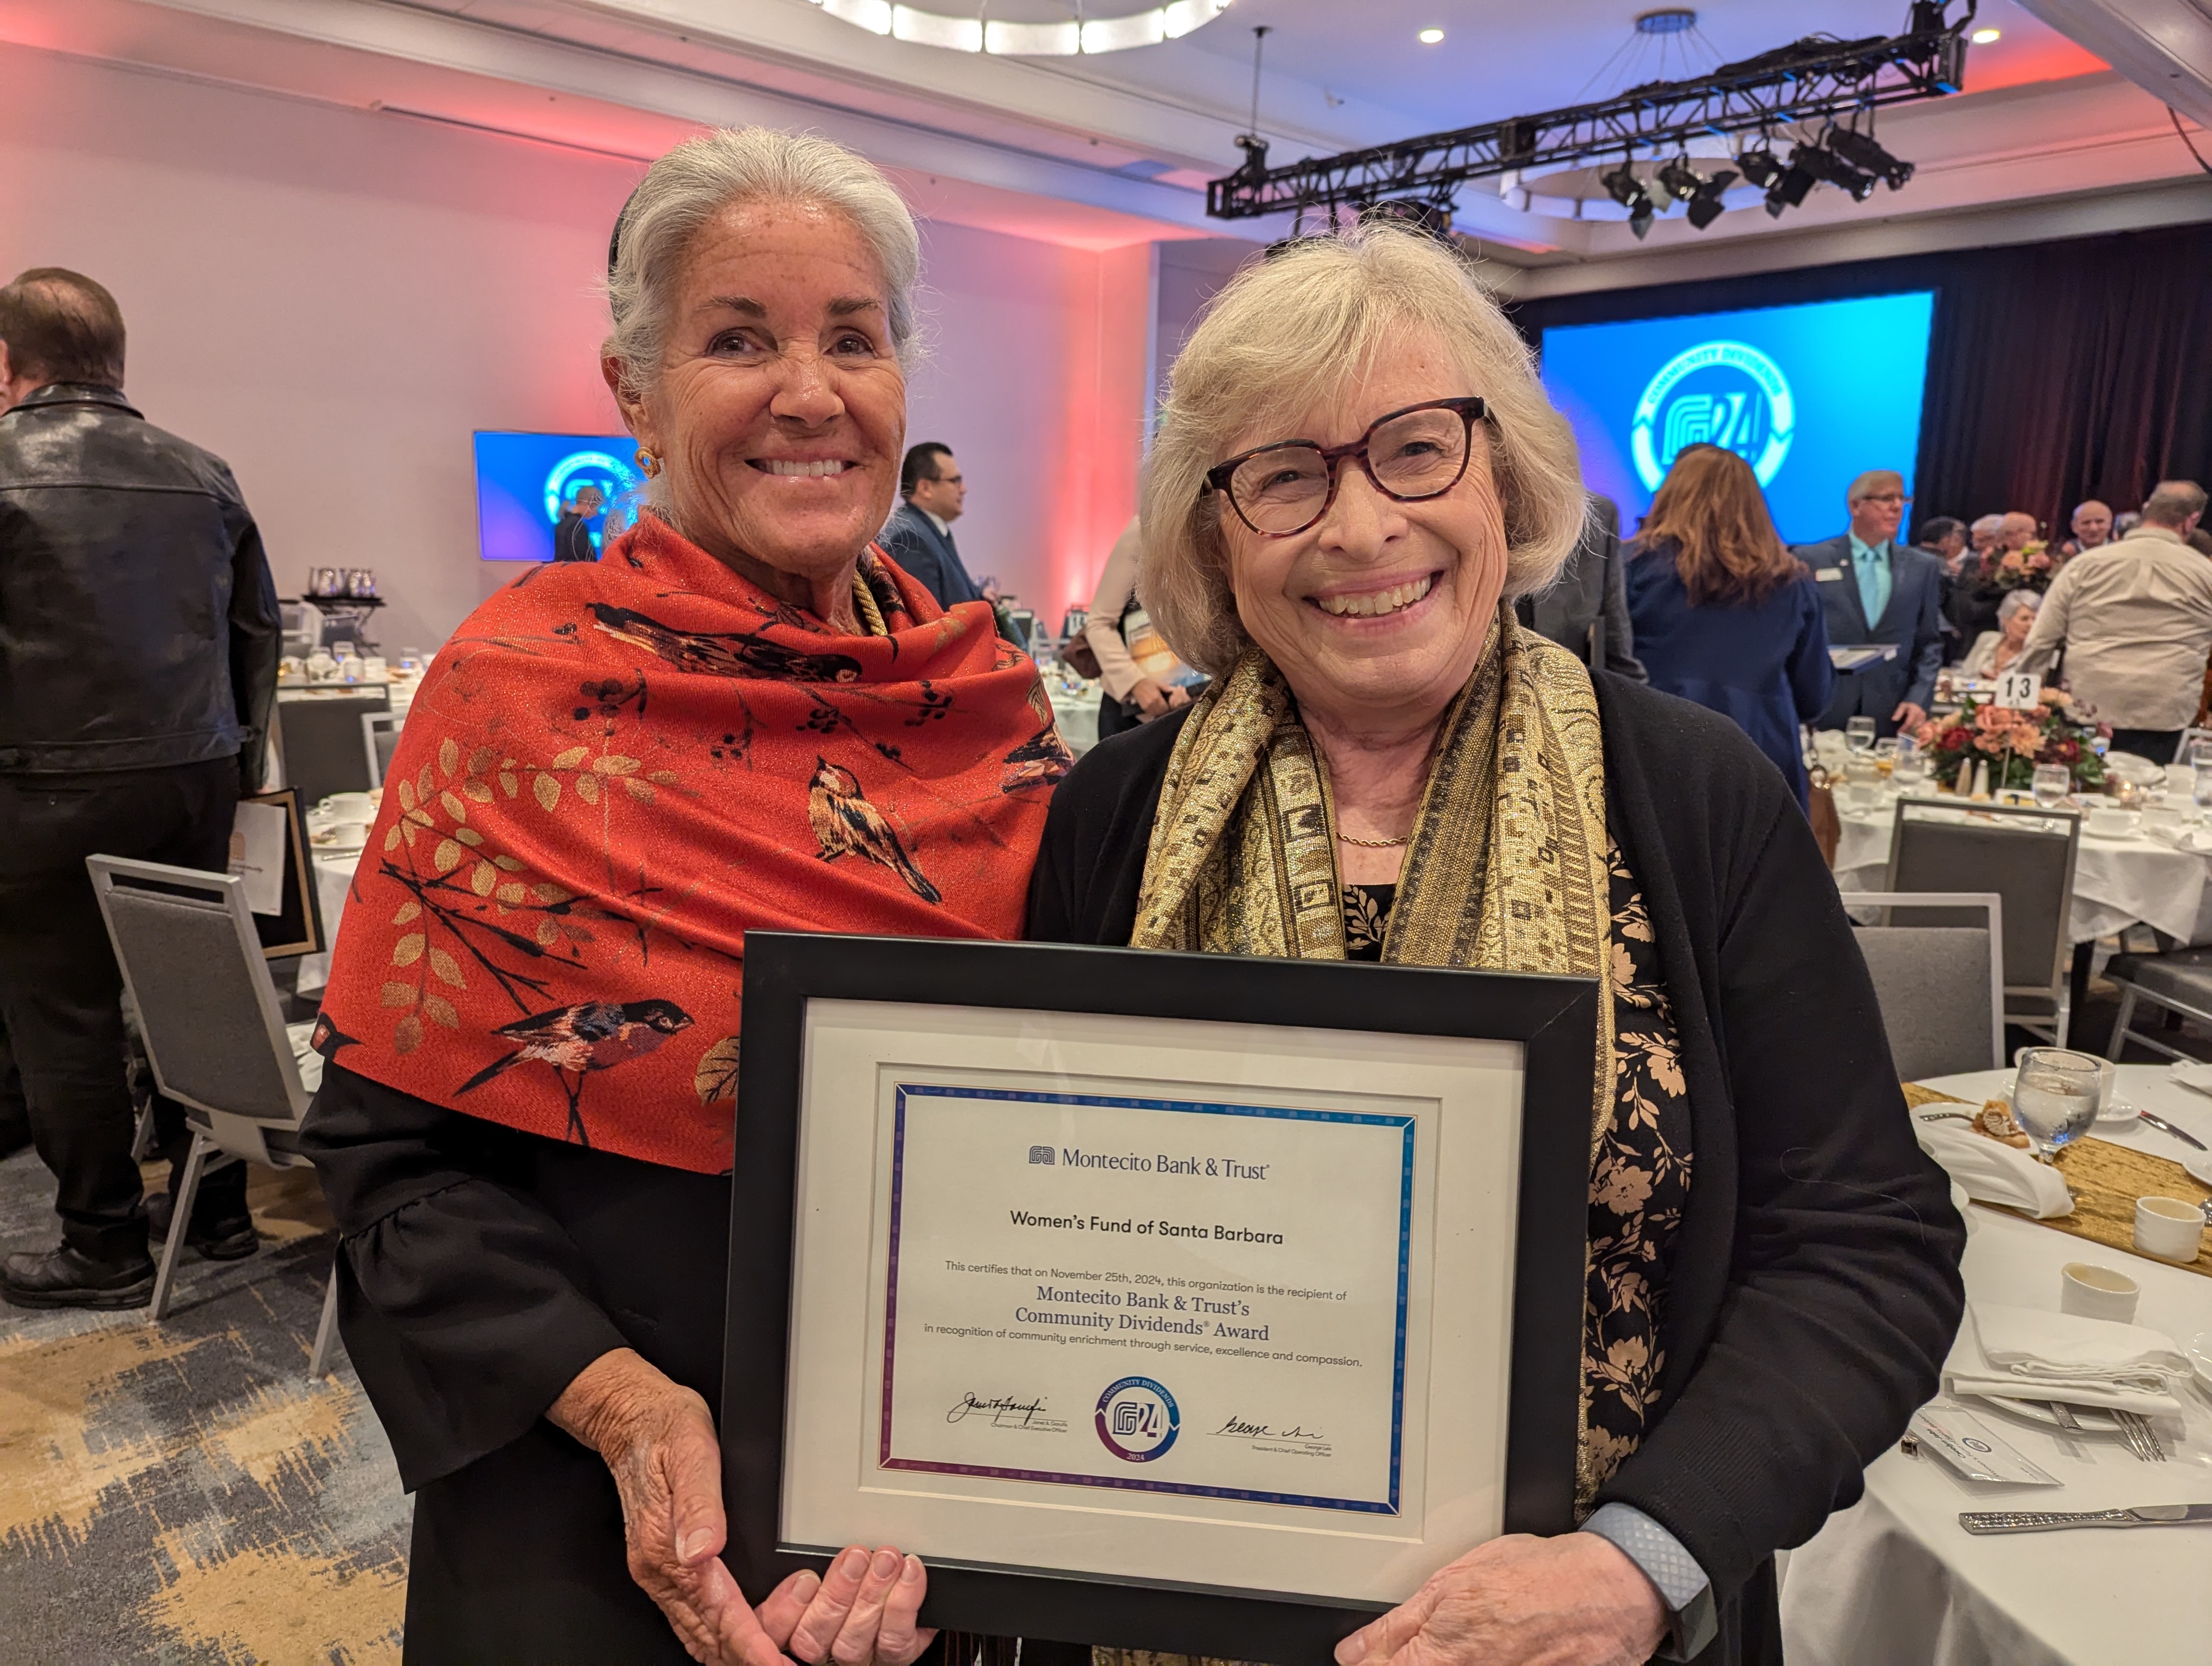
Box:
[878,441,988,610]
[1519,494,1647,681]
[551,484,604,562]
[1796,469,1944,738]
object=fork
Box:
[2114,1410,2168,1462]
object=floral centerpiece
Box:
[1911,687,2109,794]
[1977,540,2059,594]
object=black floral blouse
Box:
[1340,840,1693,1486]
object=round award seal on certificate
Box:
[1094,1377,1180,1463]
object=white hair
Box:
[1970,514,2004,536]
[602,127,920,405]
[1997,588,2040,625]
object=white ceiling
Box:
[9,0,2210,279]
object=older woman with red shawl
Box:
[300,129,1068,1665]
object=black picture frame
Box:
[723,932,1595,1666]
[236,787,326,960]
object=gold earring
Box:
[635,447,661,478]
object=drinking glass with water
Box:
[1845,716,1877,757]
[2192,762,2212,822]
[2031,764,2070,810]
[2010,1048,2102,1161]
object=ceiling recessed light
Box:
[1971,27,2001,43]
[1418,27,1445,44]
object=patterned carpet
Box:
[0,1147,410,1664]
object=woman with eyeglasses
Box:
[1028,225,1962,1666]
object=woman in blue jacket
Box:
[1625,445,1834,806]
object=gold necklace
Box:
[1337,831,1411,848]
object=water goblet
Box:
[2010,1048,2103,1162]
[2194,762,2212,823]
[2031,764,2070,810]
[1845,715,1877,757]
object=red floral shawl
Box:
[314,515,1067,1174]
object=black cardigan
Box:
[1025,676,1966,1653]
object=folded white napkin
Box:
[1946,1303,2189,1416]
[285,1019,325,1094]
[1913,1114,2073,1219]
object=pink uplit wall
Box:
[0,40,1150,649]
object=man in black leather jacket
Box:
[0,268,280,1308]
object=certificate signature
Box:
[1212,1412,1332,1457]
[946,1392,1069,1434]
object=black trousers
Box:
[2108,727,2183,766]
[0,760,248,1258]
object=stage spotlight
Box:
[1656,157,1706,202]
[1685,169,1737,229]
[1600,161,1649,211]
[1629,196,1656,239]
[1826,126,1915,189]
[1764,150,1816,216]
[1792,142,1877,202]
[1735,146,1782,188]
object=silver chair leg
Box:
[308,1260,342,1379]
[149,1132,211,1320]
[2107,988,2139,1062]
[129,1096,157,1163]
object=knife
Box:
[1960,1503,2212,1534]
[2136,1110,2209,1151]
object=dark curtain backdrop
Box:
[1509,220,2212,541]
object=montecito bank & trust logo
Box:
[1630,339,1795,492]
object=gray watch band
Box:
[1579,1503,1718,1661]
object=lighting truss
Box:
[1205,1,1973,224]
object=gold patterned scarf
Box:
[1131,606,1613,1150]
[1128,605,1616,1519]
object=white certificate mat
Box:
[779,999,1527,1606]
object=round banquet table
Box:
[1832,793,2212,945]
[1778,1063,2212,1666]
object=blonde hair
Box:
[1137,225,1586,677]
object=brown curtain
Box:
[1513,220,2212,535]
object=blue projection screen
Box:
[474,431,641,562]
[1539,291,1935,546]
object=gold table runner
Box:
[1906,1084,2212,1278]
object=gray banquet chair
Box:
[2102,947,2212,1063]
[1883,797,2080,1046]
[273,689,390,809]
[85,855,340,1379]
[362,710,401,786]
[1846,891,2006,1078]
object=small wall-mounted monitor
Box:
[473,430,642,561]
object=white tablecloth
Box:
[1834,801,2212,945]
[293,848,364,996]
[1780,1063,2212,1666]
[1047,685,1101,758]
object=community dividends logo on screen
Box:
[1629,339,1795,491]
[1095,1376,1179,1463]
[541,449,640,526]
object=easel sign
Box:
[1994,670,2043,710]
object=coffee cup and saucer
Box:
[2081,805,2143,842]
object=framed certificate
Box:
[723,933,1595,1666]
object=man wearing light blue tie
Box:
[1795,469,1945,738]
